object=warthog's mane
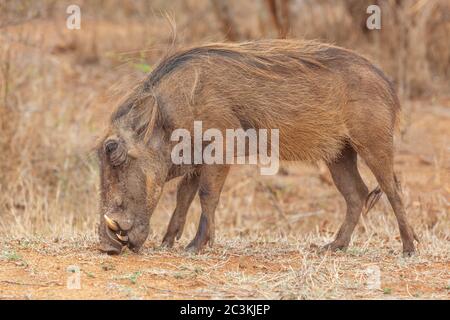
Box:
[142,40,332,89]
[110,40,334,128]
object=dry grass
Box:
[0,0,448,299]
[0,232,448,299]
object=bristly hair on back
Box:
[143,40,332,90]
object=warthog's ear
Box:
[104,137,127,166]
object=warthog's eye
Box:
[105,140,118,154]
[104,138,127,167]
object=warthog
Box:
[97,39,418,256]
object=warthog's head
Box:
[97,122,169,254]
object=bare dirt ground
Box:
[0,10,449,300]
[0,237,448,300]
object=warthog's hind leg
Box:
[358,142,418,256]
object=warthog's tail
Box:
[362,186,383,216]
[362,184,420,242]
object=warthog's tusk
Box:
[104,214,119,231]
[116,233,129,242]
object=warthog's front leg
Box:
[186,165,230,253]
[161,172,200,248]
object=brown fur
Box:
[97,39,417,256]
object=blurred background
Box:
[0,0,448,243]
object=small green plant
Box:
[2,250,22,261]
[129,271,141,284]
[113,271,141,284]
[383,288,392,295]
[83,270,95,278]
[1,250,28,267]
[133,62,152,73]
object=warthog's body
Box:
[97,40,417,255]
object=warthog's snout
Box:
[100,213,149,255]
[99,214,132,255]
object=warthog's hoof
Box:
[160,241,173,249]
[321,241,348,253]
[185,237,212,253]
[160,237,175,249]
[402,249,416,258]
[161,225,184,249]
[185,242,202,253]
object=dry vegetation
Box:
[0,0,449,299]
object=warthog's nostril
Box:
[114,196,123,209]
[103,214,119,232]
